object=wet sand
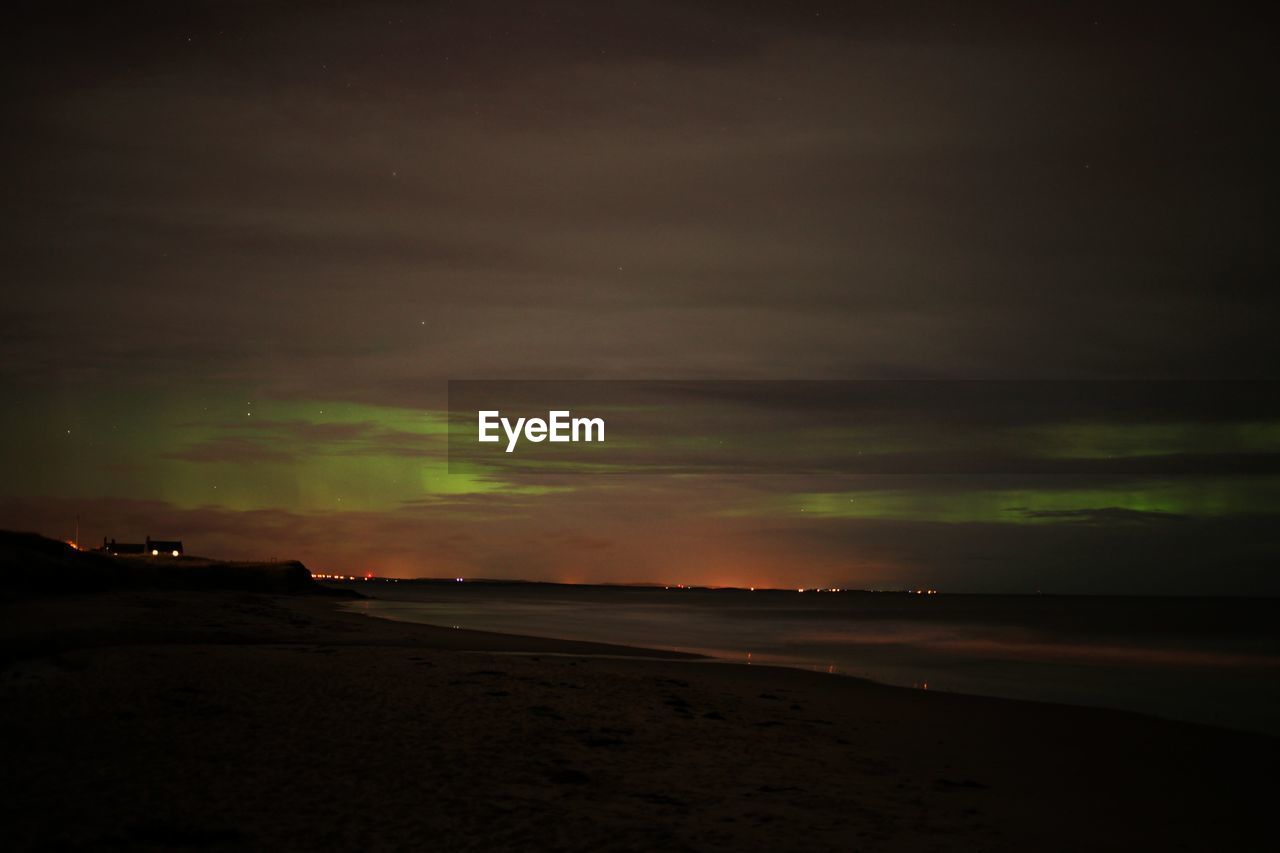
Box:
[1,587,1275,852]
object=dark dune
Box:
[0,529,348,598]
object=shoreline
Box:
[3,587,1276,851]
[339,585,1280,738]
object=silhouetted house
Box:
[102,538,145,555]
[146,536,183,557]
[101,536,184,557]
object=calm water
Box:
[339,583,1280,736]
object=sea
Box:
[340,583,1280,736]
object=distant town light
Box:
[151,549,159,556]
[172,550,179,557]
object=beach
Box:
[3,578,1276,851]
[341,581,1280,736]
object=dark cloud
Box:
[4,1,1277,396]
[1012,507,1187,525]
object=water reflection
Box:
[345,586,1280,735]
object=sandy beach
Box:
[2,565,1276,852]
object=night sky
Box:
[2,2,1277,592]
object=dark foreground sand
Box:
[1,586,1276,852]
